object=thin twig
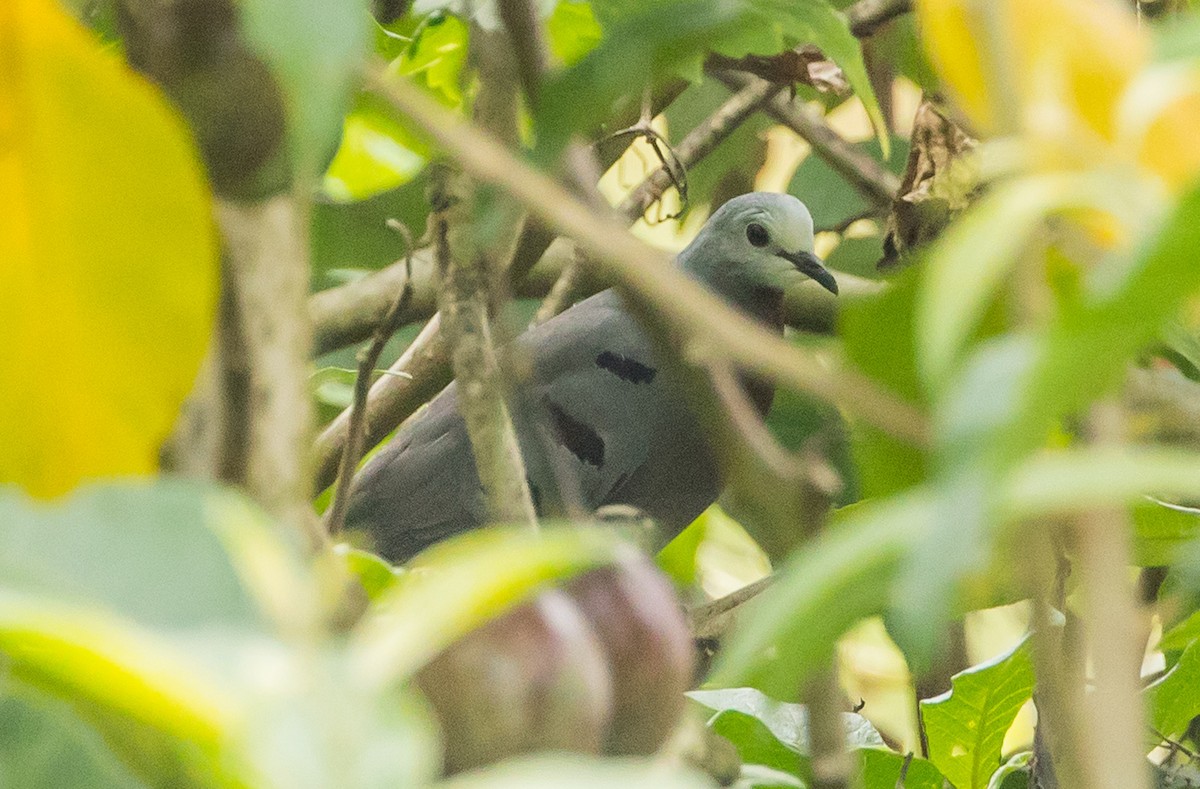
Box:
[618,77,784,221]
[688,575,774,641]
[322,231,415,536]
[846,0,914,38]
[313,313,448,493]
[710,69,900,207]
[364,63,930,447]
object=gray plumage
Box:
[346,193,837,562]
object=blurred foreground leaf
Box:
[1,0,217,496]
[351,526,622,684]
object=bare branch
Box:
[322,234,414,536]
[846,0,913,38]
[688,576,773,642]
[312,314,449,493]
[364,64,930,447]
[618,78,784,221]
[710,70,900,207]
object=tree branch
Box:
[322,237,414,537]
[846,0,913,38]
[710,70,900,207]
[364,64,930,447]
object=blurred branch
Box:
[807,663,853,789]
[432,166,537,527]
[322,237,414,536]
[498,0,547,104]
[711,70,900,207]
[364,64,930,446]
[846,0,914,38]
[1072,401,1151,789]
[214,200,321,548]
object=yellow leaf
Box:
[917,0,1145,143]
[0,0,217,496]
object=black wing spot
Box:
[595,351,657,384]
[545,399,605,467]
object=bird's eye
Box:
[746,222,769,248]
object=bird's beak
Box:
[780,250,838,295]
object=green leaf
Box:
[788,137,907,231]
[547,0,603,65]
[1161,605,1200,653]
[840,267,929,499]
[349,526,621,684]
[1000,447,1200,522]
[338,545,405,600]
[706,710,804,776]
[689,687,885,753]
[919,636,1034,789]
[915,174,1094,391]
[711,491,932,695]
[734,0,888,155]
[861,749,947,789]
[1006,179,1200,462]
[986,751,1032,789]
[689,688,946,789]
[1133,499,1200,568]
[825,233,889,281]
[240,0,373,174]
[1148,639,1200,738]
[311,172,431,285]
[0,690,149,789]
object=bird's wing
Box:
[515,290,713,527]
[345,383,488,561]
[347,289,717,561]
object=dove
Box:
[346,192,837,562]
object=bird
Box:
[346,192,838,563]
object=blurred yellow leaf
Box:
[0,0,217,496]
[917,0,1145,143]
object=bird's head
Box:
[679,192,838,297]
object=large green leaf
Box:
[839,267,929,499]
[1148,639,1200,739]
[538,0,887,160]
[711,491,932,695]
[919,636,1033,789]
[1000,446,1200,521]
[689,688,945,789]
[915,174,1101,391]
[860,749,947,789]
